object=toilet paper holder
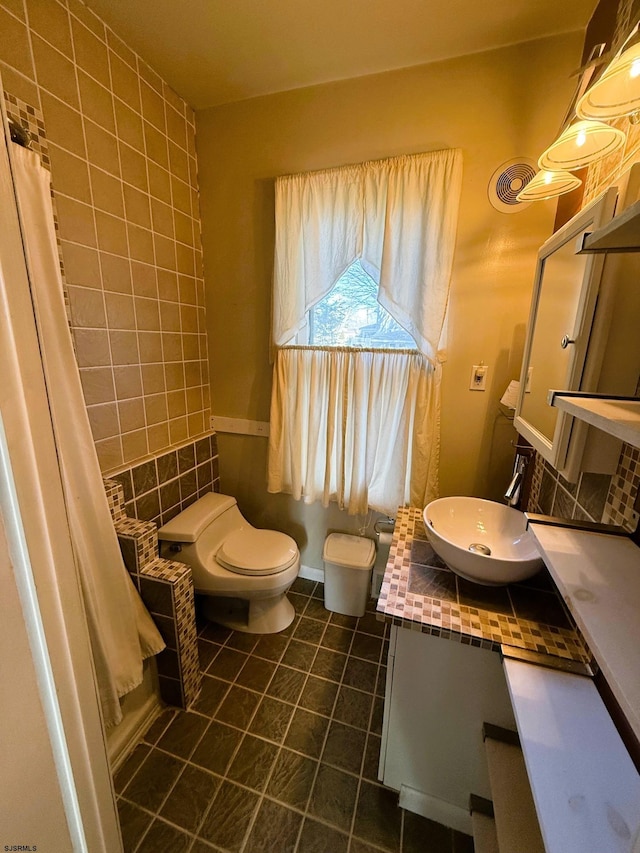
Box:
[374,517,395,546]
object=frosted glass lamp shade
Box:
[516,170,582,202]
[577,43,640,120]
[538,120,625,171]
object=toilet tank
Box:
[157,493,248,569]
[158,492,238,543]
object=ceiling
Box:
[85,0,598,110]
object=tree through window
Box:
[309,260,416,348]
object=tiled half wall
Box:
[105,478,202,710]
[103,432,220,707]
[0,0,210,474]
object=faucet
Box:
[504,452,529,507]
[504,470,522,506]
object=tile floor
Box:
[115,578,475,852]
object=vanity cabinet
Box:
[514,166,640,482]
[378,508,640,849]
[378,625,515,834]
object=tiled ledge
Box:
[105,479,202,709]
[377,507,590,666]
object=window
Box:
[309,260,417,349]
[268,150,463,515]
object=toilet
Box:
[157,492,299,634]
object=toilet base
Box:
[202,592,295,634]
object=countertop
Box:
[376,506,590,667]
[529,521,640,744]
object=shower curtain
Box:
[10,145,164,729]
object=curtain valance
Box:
[272,148,463,363]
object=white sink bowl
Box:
[422,497,543,586]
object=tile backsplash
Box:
[0,0,210,474]
[527,443,639,532]
[108,432,220,528]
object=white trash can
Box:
[323,532,376,617]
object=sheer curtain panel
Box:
[268,347,440,516]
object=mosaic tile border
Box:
[3,91,50,168]
[140,558,201,708]
[3,91,72,322]
[603,442,640,527]
[377,507,591,665]
[528,451,543,511]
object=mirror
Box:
[514,188,617,475]
[519,239,589,445]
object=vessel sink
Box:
[422,497,543,585]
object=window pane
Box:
[309,261,416,348]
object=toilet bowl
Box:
[158,492,299,633]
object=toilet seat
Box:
[217,528,299,576]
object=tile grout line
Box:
[287,590,350,849]
[128,630,249,852]
[126,627,243,851]
[190,601,312,851]
[120,586,405,852]
[345,612,390,853]
[199,586,354,850]
[235,590,327,853]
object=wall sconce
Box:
[538,119,626,171]
[516,169,582,202]
[576,42,640,121]
[522,30,639,202]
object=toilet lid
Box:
[217,529,298,576]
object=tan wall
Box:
[196,31,583,569]
[0,0,210,473]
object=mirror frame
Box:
[514,187,617,476]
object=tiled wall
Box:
[0,0,210,474]
[527,439,640,528]
[108,432,220,529]
[527,454,618,523]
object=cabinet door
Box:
[380,628,514,833]
[515,189,616,474]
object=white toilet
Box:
[157,492,299,634]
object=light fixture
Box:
[538,119,626,171]
[516,169,582,202]
[577,42,640,121]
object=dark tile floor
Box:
[115,578,475,853]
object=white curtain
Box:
[269,150,461,515]
[11,146,164,729]
[268,347,440,516]
[273,148,462,363]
